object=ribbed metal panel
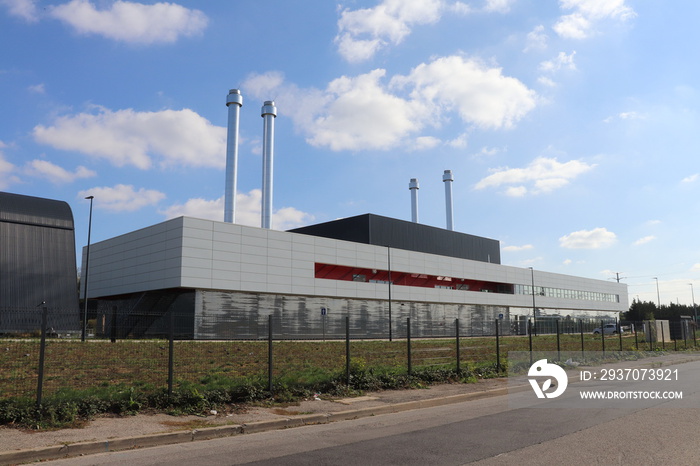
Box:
[193,290,511,340]
[0,191,74,229]
[0,192,79,332]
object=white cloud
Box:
[27,83,45,94]
[474,156,595,196]
[633,235,656,246]
[603,111,647,123]
[682,174,699,183]
[78,184,165,212]
[524,25,548,52]
[450,2,471,14]
[483,0,515,13]
[447,133,468,149]
[244,56,536,152]
[692,264,700,273]
[0,142,20,190]
[559,227,617,249]
[24,159,96,184]
[1,0,38,22]
[393,55,538,130]
[563,259,572,265]
[49,0,208,44]
[503,244,533,252]
[554,0,635,40]
[539,51,576,72]
[308,69,426,151]
[505,186,527,197]
[471,146,500,157]
[335,0,444,62]
[413,136,441,150]
[537,76,557,87]
[33,106,226,169]
[553,13,590,39]
[161,189,314,230]
[619,111,643,120]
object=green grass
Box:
[0,332,697,429]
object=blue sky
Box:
[2,0,699,307]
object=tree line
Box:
[624,299,699,322]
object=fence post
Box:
[495,319,500,373]
[36,305,48,409]
[694,323,697,347]
[674,331,677,351]
[634,323,639,350]
[455,318,461,375]
[407,317,412,376]
[110,306,117,343]
[600,320,605,356]
[268,314,273,393]
[660,322,665,350]
[528,319,533,365]
[556,319,560,362]
[618,319,623,352]
[345,316,350,385]
[168,310,174,397]
[579,319,584,359]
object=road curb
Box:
[0,385,514,465]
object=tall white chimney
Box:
[409,178,419,223]
[224,89,243,223]
[260,100,277,229]
[443,169,454,231]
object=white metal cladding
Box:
[83,216,628,315]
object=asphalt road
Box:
[45,359,700,465]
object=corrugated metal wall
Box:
[0,192,80,332]
[194,289,511,340]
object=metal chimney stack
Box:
[409,178,419,223]
[224,89,243,223]
[443,169,454,231]
[260,100,277,229]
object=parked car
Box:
[592,323,622,335]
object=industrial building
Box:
[0,191,79,333]
[82,213,627,339]
[80,89,627,339]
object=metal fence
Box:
[1,307,696,408]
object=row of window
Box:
[514,284,619,303]
[316,263,619,304]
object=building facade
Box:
[83,215,628,340]
[0,192,79,333]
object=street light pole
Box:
[690,283,697,323]
[387,246,392,342]
[529,267,536,336]
[81,196,94,342]
[653,277,661,309]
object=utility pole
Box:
[611,272,626,283]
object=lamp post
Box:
[653,277,661,309]
[387,246,392,342]
[529,267,536,335]
[81,196,94,342]
[690,283,697,323]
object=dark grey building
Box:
[289,214,501,264]
[0,192,79,333]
